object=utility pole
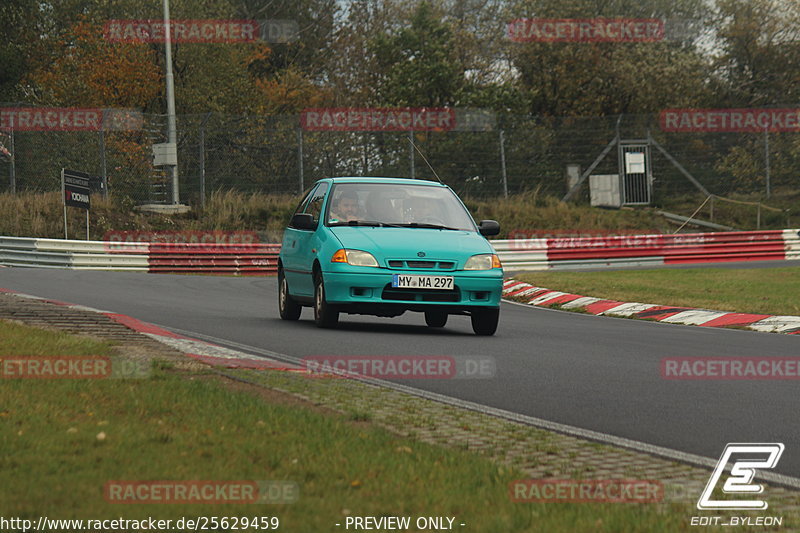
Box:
[163,0,179,204]
[764,126,771,199]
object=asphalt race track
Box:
[2,268,799,477]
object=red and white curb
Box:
[0,288,303,370]
[503,279,800,335]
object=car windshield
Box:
[325,182,477,231]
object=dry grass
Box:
[0,191,299,242]
[200,189,297,233]
[465,192,662,234]
[1,187,796,242]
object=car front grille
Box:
[406,260,436,268]
[386,260,456,270]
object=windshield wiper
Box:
[329,220,460,230]
[329,220,402,227]
[399,222,460,231]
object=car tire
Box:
[471,307,499,336]
[314,275,339,328]
[424,310,448,328]
[278,270,302,321]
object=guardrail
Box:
[491,229,800,271]
[0,237,279,274]
[2,230,799,274]
[146,242,280,274]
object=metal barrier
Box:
[146,242,280,274]
[492,229,800,271]
[0,236,149,270]
[2,230,798,274]
[0,237,279,274]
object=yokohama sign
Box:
[62,169,91,210]
[660,109,800,133]
[300,108,456,132]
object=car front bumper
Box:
[321,268,503,311]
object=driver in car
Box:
[329,191,360,223]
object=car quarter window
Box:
[292,186,316,217]
[303,182,329,221]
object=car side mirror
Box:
[291,213,317,230]
[478,220,500,237]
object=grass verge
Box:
[0,319,705,531]
[0,190,297,243]
[5,188,797,242]
[515,267,800,316]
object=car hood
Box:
[329,226,494,263]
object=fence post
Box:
[297,127,304,193]
[408,131,415,179]
[199,113,211,209]
[362,133,368,174]
[8,127,16,194]
[99,128,108,199]
[709,196,714,222]
[764,126,771,199]
[499,129,508,198]
[757,203,761,229]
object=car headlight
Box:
[463,254,502,270]
[331,249,379,267]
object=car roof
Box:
[317,177,446,187]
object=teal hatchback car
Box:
[277,177,503,335]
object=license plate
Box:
[392,274,454,290]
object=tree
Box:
[712,0,800,106]
[324,0,406,106]
[0,1,46,102]
[27,20,162,109]
[236,0,338,81]
[505,0,715,116]
[371,1,465,107]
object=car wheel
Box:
[424,310,448,328]
[278,270,302,320]
[471,307,499,336]
[314,274,339,328]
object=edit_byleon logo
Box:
[697,443,784,510]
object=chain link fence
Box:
[1,109,797,205]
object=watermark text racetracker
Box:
[104,480,298,504]
[301,355,496,380]
[300,107,455,132]
[507,18,665,42]
[104,19,299,43]
[0,356,149,379]
[0,107,142,131]
[661,357,800,380]
[103,230,261,253]
[507,228,661,251]
[660,108,800,133]
[509,479,663,503]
